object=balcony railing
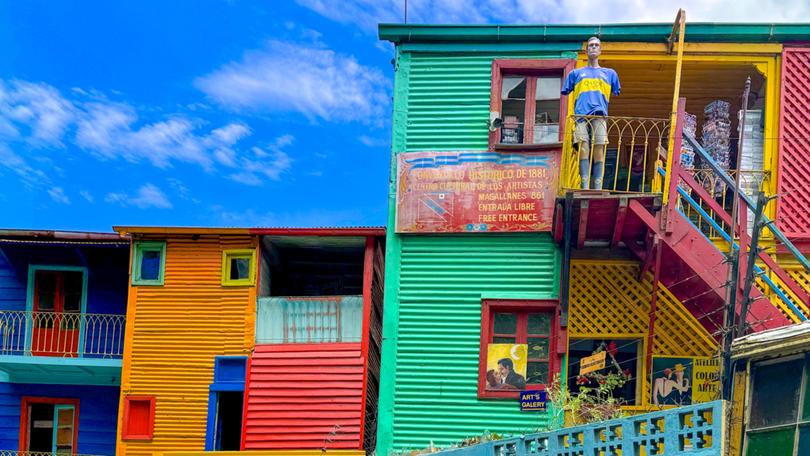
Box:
[0,311,125,358]
[429,400,725,456]
[0,452,109,456]
[560,115,670,194]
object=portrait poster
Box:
[484,343,528,391]
[651,356,693,406]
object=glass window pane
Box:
[536,77,561,101]
[527,361,549,385]
[55,406,74,453]
[501,76,526,144]
[140,250,161,281]
[230,257,250,280]
[528,313,550,335]
[35,271,57,311]
[534,77,561,145]
[528,337,549,359]
[803,355,810,421]
[797,424,810,456]
[62,271,83,313]
[493,313,517,334]
[749,358,803,429]
[493,336,516,345]
[745,427,795,456]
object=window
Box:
[221,249,255,286]
[256,296,362,344]
[132,242,166,286]
[489,59,575,149]
[122,396,156,441]
[478,299,559,399]
[206,357,247,451]
[32,269,83,329]
[20,397,79,453]
[568,339,640,405]
[744,355,810,456]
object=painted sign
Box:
[579,351,607,375]
[692,357,721,403]
[484,343,528,391]
[395,151,560,233]
[520,390,548,411]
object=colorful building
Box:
[113,227,384,455]
[0,229,130,455]
[376,20,810,453]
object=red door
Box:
[31,270,82,357]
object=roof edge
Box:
[0,229,127,241]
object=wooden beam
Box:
[611,198,628,248]
[577,200,589,249]
[646,236,663,377]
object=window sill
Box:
[493,142,562,151]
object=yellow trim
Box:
[221,249,256,286]
[599,42,783,55]
[116,242,139,456]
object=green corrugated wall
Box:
[393,234,559,449]
[377,47,577,453]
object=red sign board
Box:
[396,151,560,233]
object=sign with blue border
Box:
[520,390,547,411]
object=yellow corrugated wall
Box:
[117,234,257,456]
[568,260,719,410]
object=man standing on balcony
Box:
[561,37,621,190]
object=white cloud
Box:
[228,135,294,186]
[79,190,94,203]
[0,144,50,188]
[297,0,810,32]
[213,206,366,227]
[0,80,75,145]
[194,40,389,124]
[47,187,70,204]
[105,183,173,209]
[358,134,388,148]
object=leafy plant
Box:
[544,369,629,429]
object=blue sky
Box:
[1,0,807,231]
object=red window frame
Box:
[478,299,563,399]
[19,396,80,453]
[122,395,156,441]
[488,59,575,150]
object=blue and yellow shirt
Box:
[561,66,621,116]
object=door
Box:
[31,270,82,356]
[22,399,78,455]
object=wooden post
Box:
[646,235,663,376]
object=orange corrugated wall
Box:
[244,343,365,450]
[116,234,257,456]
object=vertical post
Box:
[737,192,768,336]
[664,98,687,233]
[560,193,574,326]
[358,236,375,451]
[662,10,686,209]
[646,236,662,377]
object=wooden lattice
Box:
[568,260,718,408]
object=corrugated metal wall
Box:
[0,383,119,455]
[244,343,364,450]
[118,235,256,456]
[391,234,559,449]
[778,47,810,239]
[405,51,571,151]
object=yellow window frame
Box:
[221,249,256,286]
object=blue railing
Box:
[432,401,725,456]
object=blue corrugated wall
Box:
[0,244,128,315]
[0,383,119,455]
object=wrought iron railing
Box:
[560,115,670,194]
[0,311,125,358]
[429,400,725,456]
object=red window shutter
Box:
[122,396,155,440]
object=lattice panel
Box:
[778,47,810,238]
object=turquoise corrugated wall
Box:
[393,234,560,449]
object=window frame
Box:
[489,59,576,150]
[567,337,643,406]
[478,299,560,399]
[122,395,156,441]
[19,396,80,453]
[221,249,256,287]
[132,241,166,286]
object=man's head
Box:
[497,358,514,377]
[587,37,601,59]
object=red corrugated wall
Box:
[244,343,365,450]
[778,47,810,239]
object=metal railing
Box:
[0,311,125,358]
[560,115,670,194]
[431,400,724,456]
[0,452,109,456]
